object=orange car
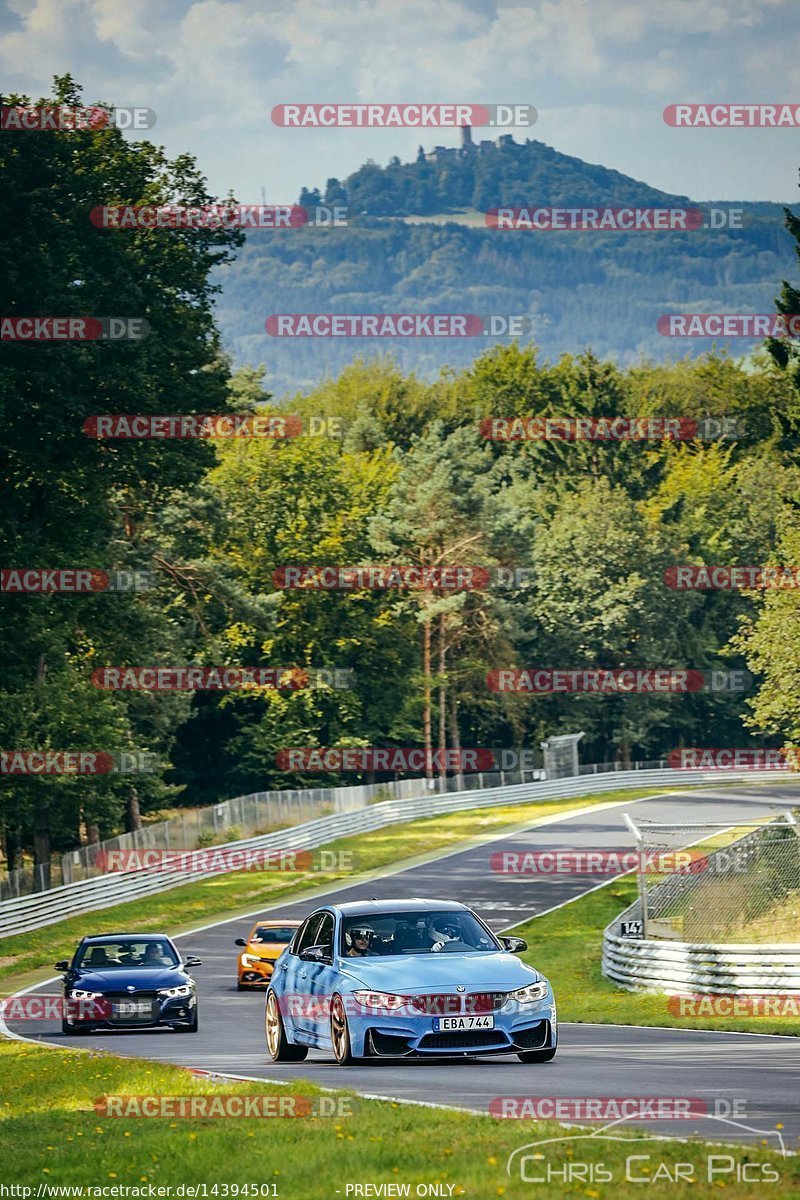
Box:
[235,919,301,990]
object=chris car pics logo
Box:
[505,1112,786,1185]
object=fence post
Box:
[623,812,648,940]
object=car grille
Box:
[418,1030,507,1050]
[409,992,508,1014]
[409,994,463,1015]
[104,990,160,999]
[465,992,508,1013]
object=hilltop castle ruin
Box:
[424,125,516,163]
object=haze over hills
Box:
[214,133,798,395]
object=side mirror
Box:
[299,945,331,964]
[184,955,202,967]
[54,960,70,971]
[234,939,247,947]
[500,937,527,953]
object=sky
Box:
[1,0,798,204]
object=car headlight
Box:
[240,953,260,966]
[70,989,102,999]
[352,990,407,1011]
[506,981,549,1004]
[158,984,193,998]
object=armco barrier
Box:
[602,808,800,994]
[18,765,548,898]
[0,767,793,939]
[603,920,800,994]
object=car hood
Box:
[246,941,286,957]
[338,952,542,992]
[71,967,190,990]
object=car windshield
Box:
[251,926,295,944]
[340,910,500,956]
[76,940,179,969]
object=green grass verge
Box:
[0,787,669,989]
[515,877,800,1036]
[0,1038,795,1196]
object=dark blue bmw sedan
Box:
[56,933,202,1035]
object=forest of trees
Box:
[2,79,799,880]
[300,136,695,217]
[219,209,797,393]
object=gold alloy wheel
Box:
[265,990,281,1057]
[330,994,349,1062]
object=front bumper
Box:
[238,961,275,986]
[351,1001,557,1058]
[367,1019,554,1057]
[64,993,197,1030]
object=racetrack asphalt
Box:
[6,782,800,1150]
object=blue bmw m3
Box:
[264,898,557,1064]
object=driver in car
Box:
[427,916,464,950]
[142,942,172,965]
[346,924,377,957]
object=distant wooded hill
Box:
[214,135,798,394]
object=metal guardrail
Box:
[57,774,434,889]
[599,811,800,998]
[0,766,793,940]
[603,815,800,993]
[602,923,800,993]
[624,812,800,943]
[3,766,552,900]
[4,759,672,900]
